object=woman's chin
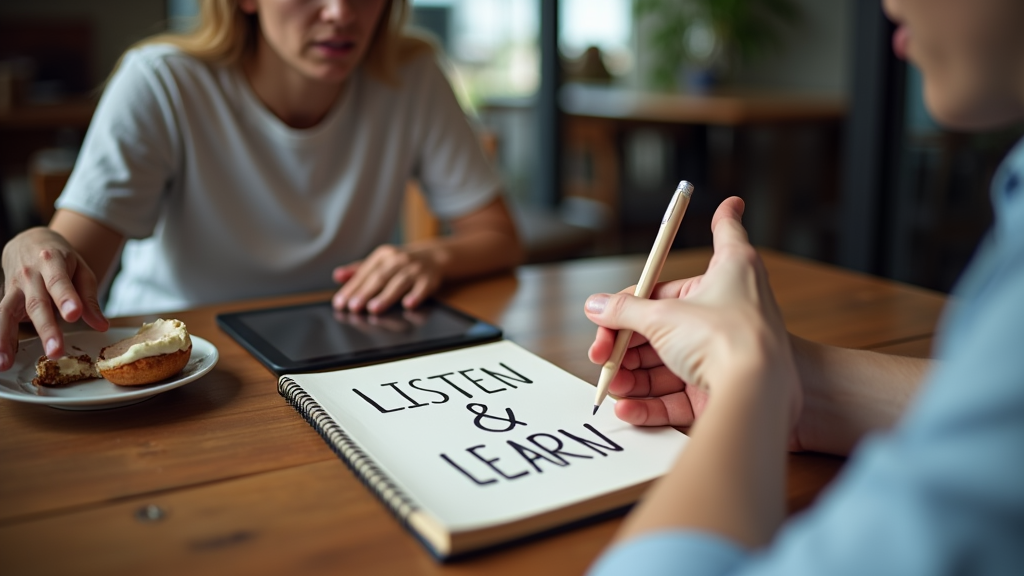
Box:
[304,64,357,86]
[924,86,1024,132]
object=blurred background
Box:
[1,0,1021,292]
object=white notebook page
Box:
[294,340,688,531]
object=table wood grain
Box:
[0,249,945,575]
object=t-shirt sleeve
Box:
[56,48,181,239]
[408,56,502,219]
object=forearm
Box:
[791,335,931,456]
[617,367,791,548]
[408,228,522,280]
[406,198,524,281]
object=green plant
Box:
[634,0,801,90]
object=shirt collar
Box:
[990,135,1024,239]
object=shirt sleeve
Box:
[56,47,181,239]
[407,55,502,220]
[588,531,746,576]
[586,226,1024,576]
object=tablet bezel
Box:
[216,299,503,375]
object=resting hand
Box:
[0,227,109,370]
[584,197,801,435]
[331,244,443,314]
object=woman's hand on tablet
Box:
[331,244,444,314]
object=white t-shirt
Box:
[58,44,502,316]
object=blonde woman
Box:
[0,0,523,368]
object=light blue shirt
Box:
[589,137,1024,576]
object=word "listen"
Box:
[352,362,534,415]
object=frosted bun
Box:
[97,319,192,386]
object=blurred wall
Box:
[0,0,167,87]
[631,0,851,95]
[733,0,851,94]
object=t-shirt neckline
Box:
[231,65,354,142]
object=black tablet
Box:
[217,300,502,375]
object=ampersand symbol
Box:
[466,403,527,432]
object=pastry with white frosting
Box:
[97,319,192,386]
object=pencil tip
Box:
[592,405,599,416]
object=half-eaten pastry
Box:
[33,354,100,387]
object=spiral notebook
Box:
[278,339,688,560]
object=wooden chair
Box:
[402,131,499,244]
[402,131,602,263]
[402,180,442,243]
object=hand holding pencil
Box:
[583,196,800,433]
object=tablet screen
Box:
[217,300,502,374]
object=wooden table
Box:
[0,249,945,575]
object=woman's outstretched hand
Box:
[584,197,801,436]
[0,227,109,370]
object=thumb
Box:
[584,291,663,334]
[710,196,745,232]
[710,196,751,254]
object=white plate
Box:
[0,329,219,410]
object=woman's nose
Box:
[320,0,356,25]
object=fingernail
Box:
[0,353,8,368]
[333,294,346,309]
[348,297,363,310]
[586,294,609,314]
[61,300,76,317]
[45,338,59,357]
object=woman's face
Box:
[239,0,389,85]
[883,0,1024,130]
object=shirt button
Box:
[1006,173,1020,198]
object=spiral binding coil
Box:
[279,377,420,524]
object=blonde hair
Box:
[117,0,432,85]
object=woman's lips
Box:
[892,24,909,60]
[313,39,356,57]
